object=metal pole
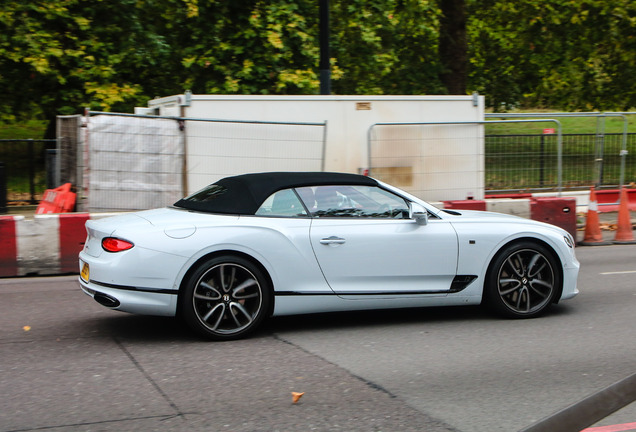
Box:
[595,115,605,188]
[540,134,545,186]
[320,120,328,172]
[0,161,6,213]
[619,114,628,188]
[28,139,36,204]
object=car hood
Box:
[441,209,566,233]
[441,209,525,221]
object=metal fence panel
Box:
[84,112,326,211]
[185,118,326,193]
[485,133,560,192]
[86,115,184,212]
[485,132,635,192]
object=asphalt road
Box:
[0,245,634,432]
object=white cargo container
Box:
[137,94,485,201]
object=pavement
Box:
[578,211,636,244]
[0,276,456,432]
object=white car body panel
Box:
[78,174,579,329]
[309,217,458,297]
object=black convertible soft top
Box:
[173,172,378,215]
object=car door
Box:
[300,185,459,298]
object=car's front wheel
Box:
[485,241,561,318]
[181,255,272,340]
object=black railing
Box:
[485,133,636,192]
[0,139,57,205]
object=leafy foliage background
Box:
[1,0,635,134]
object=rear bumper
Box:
[79,278,178,317]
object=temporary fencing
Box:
[484,112,634,193]
[82,112,327,212]
[367,119,563,202]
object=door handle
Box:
[320,236,346,245]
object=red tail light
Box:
[102,237,134,253]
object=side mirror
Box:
[409,202,428,226]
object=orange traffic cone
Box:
[613,187,636,244]
[579,187,611,246]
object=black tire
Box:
[484,241,561,318]
[180,255,272,340]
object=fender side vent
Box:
[450,275,478,292]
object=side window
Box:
[298,185,409,218]
[255,189,308,217]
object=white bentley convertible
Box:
[79,172,579,340]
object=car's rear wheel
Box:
[181,256,271,340]
[485,241,561,318]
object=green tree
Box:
[439,0,467,94]
[0,0,174,136]
[175,0,321,94]
[3,0,636,134]
[330,0,442,95]
[468,0,636,110]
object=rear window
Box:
[180,185,228,202]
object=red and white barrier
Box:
[0,191,629,277]
[0,213,89,277]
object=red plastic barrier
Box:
[443,200,487,211]
[530,197,577,241]
[36,183,76,214]
[58,213,90,273]
[0,216,18,277]
[595,189,636,212]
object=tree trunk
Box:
[438,0,468,95]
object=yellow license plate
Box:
[80,262,90,283]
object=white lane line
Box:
[600,270,636,275]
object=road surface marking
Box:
[581,422,636,432]
[600,270,636,275]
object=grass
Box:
[0,120,47,139]
[485,110,636,135]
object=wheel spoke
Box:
[499,283,521,296]
[506,255,524,277]
[516,287,529,312]
[229,302,253,327]
[219,265,235,292]
[202,303,224,324]
[529,279,553,297]
[233,278,258,299]
[527,254,546,278]
[195,281,221,300]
